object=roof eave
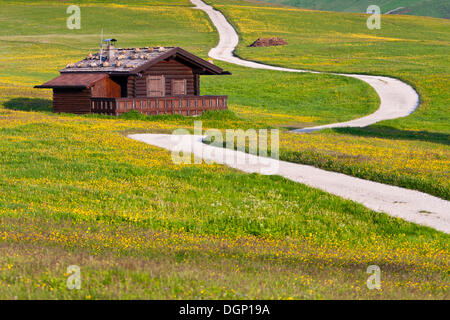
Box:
[131,47,229,75]
[200,70,232,75]
[34,85,87,89]
[59,70,134,75]
[174,47,225,75]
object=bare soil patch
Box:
[249,37,288,47]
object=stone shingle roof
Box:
[58,46,229,75]
[61,46,175,74]
[35,46,229,89]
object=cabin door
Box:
[147,75,165,97]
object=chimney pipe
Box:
[103,38,117,62]
[107,44,115,62]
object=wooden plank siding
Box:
[53,88,92,114]
[91,78,121,98]
[127,76,135,97]
[133,59,195,97]
[53,78,121,114]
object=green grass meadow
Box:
[205,0,450,198]
[261,0,450,19]
[0,0,448,299]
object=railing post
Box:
[196,97,199,116]
[193,98,196,116]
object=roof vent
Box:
[104,38,117,46]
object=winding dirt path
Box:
[129,1,450,233]
[191,0,419,132]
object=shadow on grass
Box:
[3,97,52,112]
[333,126,450,146]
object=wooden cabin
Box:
[35,44,230,116]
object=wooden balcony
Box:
[90,95,228,116]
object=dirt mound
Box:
[248,37,288,47]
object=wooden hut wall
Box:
[91,78,121,98]
[127,76,135,97]
[52,88,92,114]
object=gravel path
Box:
[129,1,450,233]
[191,0,419,132]
[130,134,450,234]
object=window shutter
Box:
[172,79,186,95]
[147,75,165,97]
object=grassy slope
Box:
[205,0,450,199]
[208,0,450,132]
[0,1,378,126]
[202,67,379,126]
[260,0,450,19]
[1,111,448,299]
[0,0,448,299]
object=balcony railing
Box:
[91,95,227,116]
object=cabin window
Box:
[172,79,187,96]
[147,75,165,97]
